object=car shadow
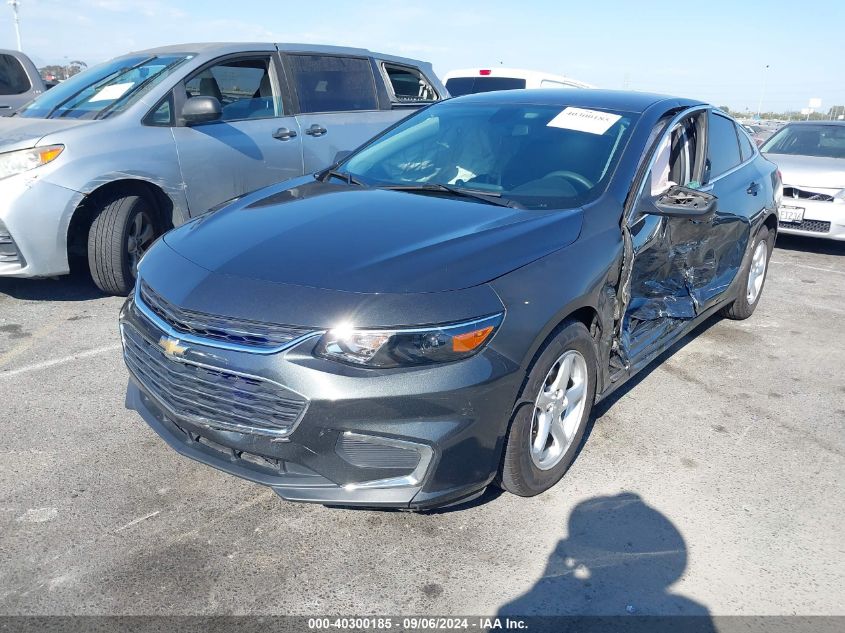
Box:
[775,233,845,256]
[0,262,104,302]
[498,491,716,626]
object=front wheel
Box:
[87,193,159,296]
[499,320,598,497]
[721,225,773,320]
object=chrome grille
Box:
[139,281,312,349]
[122,324,307,436]
[779,219,831,234]
[782,187,834,202]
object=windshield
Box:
[17,54,192,120]
[761,124,845,159]
[340,101,636,209]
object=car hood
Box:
[0,116,94,152]
[163,180,584,294]
[764,153,845,190]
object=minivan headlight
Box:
[315,313,504,368]
[0,145,64,181]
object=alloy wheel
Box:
[530,350,589,470]
[127,210,155,277]
[746,239,768,304]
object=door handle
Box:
[272,127,297,141]
[746,181,760,196]
[305,124,327,137]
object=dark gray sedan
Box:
[120,90,779,509]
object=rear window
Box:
[707,112,742,180]
[288,54,378,113]
[0,54,30,95]
[445,76,526,97]
[383,63,438,103]
[736,123,755,162]
[761,124,845,159]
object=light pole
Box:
[756,64,769,118]
[7,0,21,52]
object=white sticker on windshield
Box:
[547,107,622,135]
[89,82,135,102]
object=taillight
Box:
[479,69,491,76]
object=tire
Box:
[499,320,598,497]
[721,225,773,320]
[87,192,159,296]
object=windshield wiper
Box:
[383,183,522,208]
[317,168,366,187]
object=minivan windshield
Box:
[340,101,636,209]
[17,54,192,120]
[761,124,845,159]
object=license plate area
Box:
[779,205,805,223]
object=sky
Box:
[2,0,843,113]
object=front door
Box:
[283,53,407,173]
[171,53,304,216]
[622,110,712,360]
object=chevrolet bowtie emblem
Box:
[158,336,188,357]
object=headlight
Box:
[315,313,504,368]
[834,189,845,204]
[0,145,64,181]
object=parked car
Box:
[120,89,779,510]
[761,121,845,240]
[444,67,593,96]
[0,49,48,116]
[0,43,444,294]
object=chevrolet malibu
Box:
[120,90,779,509]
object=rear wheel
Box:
[499,321,597,497]
[87,192,159,296]
[721,225,773,320]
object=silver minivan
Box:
[0,42,444,294]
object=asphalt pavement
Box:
[1,234,843,616]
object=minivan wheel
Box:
[721,225,773,321]
[499,320,598,497]
[87,193,159,296]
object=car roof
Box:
[125,42,430,67]
[447,88,704,113]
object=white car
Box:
[761,121,845,241]
[444,67,593,96]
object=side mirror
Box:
[181,96,222,125]
[650,185,717,220]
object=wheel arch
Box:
[515,302,604,404]
[762,210,778,237]
[66,178,183,259]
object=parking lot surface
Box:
[1,235,843,617]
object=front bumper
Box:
[0,175,84,277]
[778,199,845,241]
[120,295,521,510]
